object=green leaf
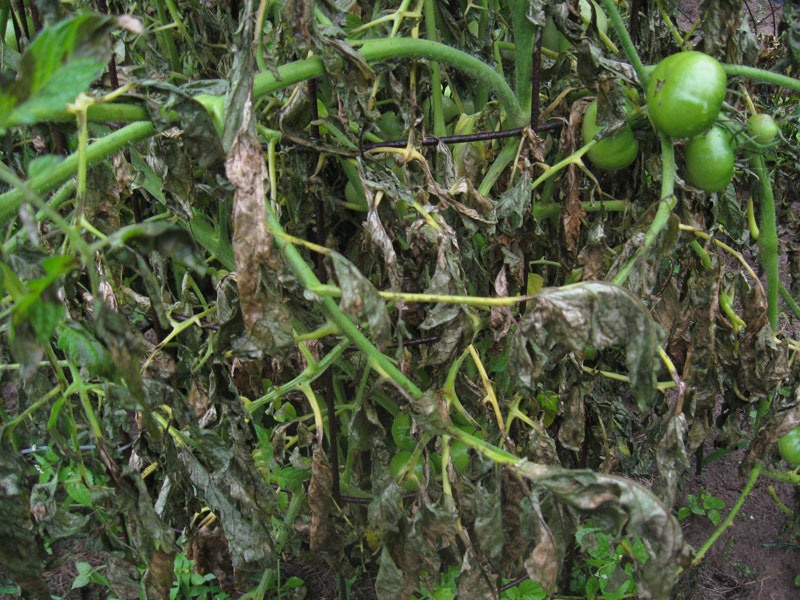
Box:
[71,562,94,589]
[66,482,93,507]
[28,155,64,179]
[1,15,114,131]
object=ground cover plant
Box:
[1,0,800,598]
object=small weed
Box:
[678,489,726,526]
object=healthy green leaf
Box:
[0,15,114,131]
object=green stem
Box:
[780,283,800,320]
[0,121,155,227]
[248,339,350,414]
[722,64,800,95]
[153,0,181,73]
[612,132,675,286]
[263,202,423,400]
[692,464,761,566]
[424,0,446,138]
[752,152,778,329]
[599,0,648,87]
[254,38,526,127]
[510,0,535,114]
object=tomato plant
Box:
[646,51,727,139]
[779,427,800,466]
[684,125,735,193]
[747,113,779,145]
[581,99,638,171]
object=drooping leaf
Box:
[510,282,663,410]
[329,250,391,348]
[513,463,689,600]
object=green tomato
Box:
[430,439,469,473]
[441,96,459,123]
[779,427,800,466]
[747,113,779,145]
[376,110,404,141]
[389,451,424,492]
[684,125,734,193]
[193,94,224,137]
[391,413,416,451]
[449,440,469,472]
[581,99,638,171]
[542,0,608,53]
[646,52,727,139]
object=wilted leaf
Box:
[510,282,663,410]
[513,464,689,600]
[329,251,391,348]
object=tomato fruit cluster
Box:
[646,51,727,139]
[779,427,800,466]
[581,99,639,171]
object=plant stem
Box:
[424,0,446,138]
[153,0,181,73]
[0,121,155,227]
[263,202,424,401]
[612,132,675,286]
[722,63,800,95]
[692,464,761,566]
[510,0,535,114]
[253,38,526,127]
[751,152,778,329]
[599,0,648,86]
[780,283,800,320]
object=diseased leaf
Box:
[510,282,663,410]
[513,463,689,600]
[226,97,294,357]
[329,251,391,348]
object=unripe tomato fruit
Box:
[646,52,727,139]
[684,125,735,193]
[779,427,800,466]
[430,439,470,473]
[747,114,779,145]
[389,451,424,491]
[391,413,416,451]
[581,99,638,171]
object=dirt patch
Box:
[674,444,800,599]
[677,0,784,36]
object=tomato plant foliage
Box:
[0,2,798,600]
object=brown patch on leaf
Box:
[560,101,589,254]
